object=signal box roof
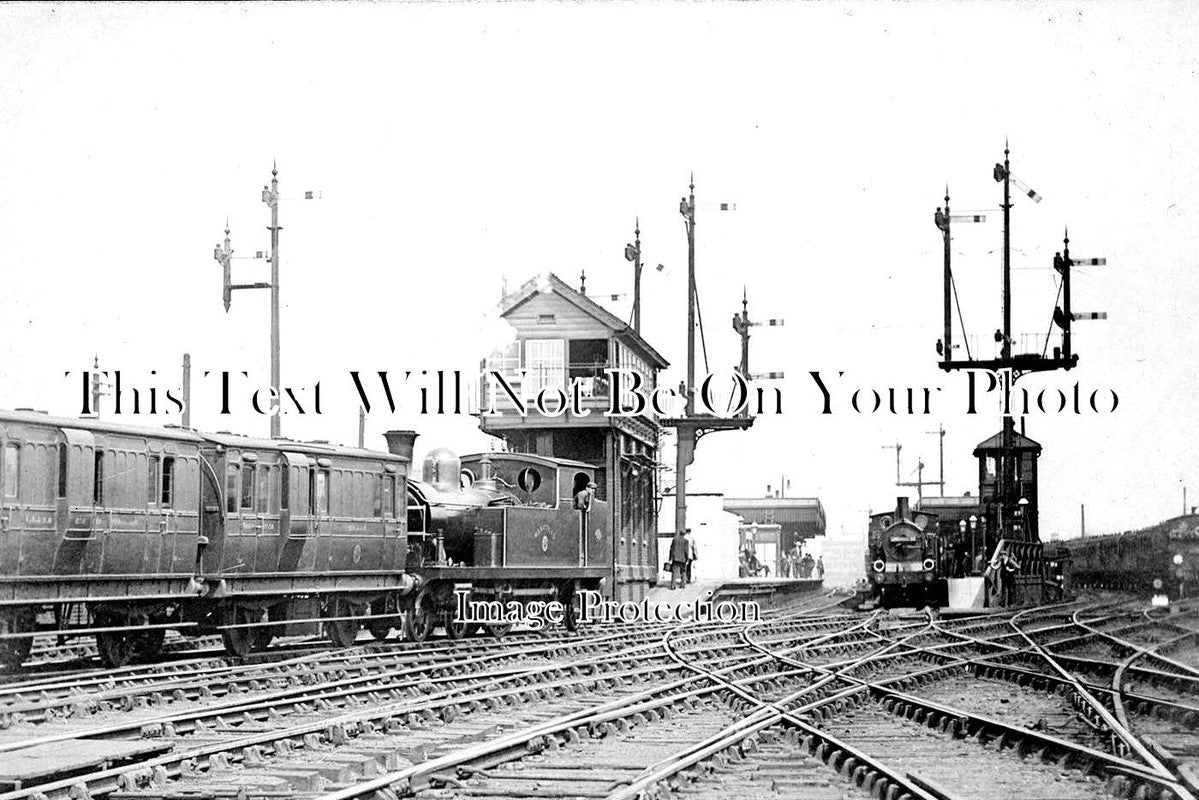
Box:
[500,272,669,369]
[973,429,1042,455]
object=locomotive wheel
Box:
[0,608,35,669]
[442,612,476,640]
[222,606,271,658]
[325,599,361,649]
[402,594,435,643]
[95,611,134,669]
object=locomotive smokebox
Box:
[896,496,910,520]
[383,430,418,461]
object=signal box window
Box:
[3,444,19,500]
[162,457,175,507]
[93,450,104,505]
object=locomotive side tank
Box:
[866,497,944,608]
[392,442,612,641]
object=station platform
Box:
[645,578,824,611]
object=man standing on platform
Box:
[669,531,689,590]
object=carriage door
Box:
[278,452,313,572]
[197,452,224,575]
[58,429,98,572]
[311,459,331,568]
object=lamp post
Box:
[958,520,968,577]
[969,515,978,574]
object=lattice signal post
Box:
[213,164,319,439]
[662,178,753,542]
[934,145,1106,546]
[732,288,785,419]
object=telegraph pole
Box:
[625,220,643,334]
[926,425,946,497]
[263,164,282,440]
[684,177,696,416]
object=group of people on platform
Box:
[739,542,824,581]
[666,530,827,588]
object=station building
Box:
[478,273,668,602]
[721,497,827,558]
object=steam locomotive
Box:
[0,409,609,668]
[866,497,945,608]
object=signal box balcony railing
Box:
[940,331,1078,374]
[481,363,662,418]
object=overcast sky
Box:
[2,2,1197,547]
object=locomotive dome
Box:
[422,447,462,492]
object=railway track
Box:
[1,591,1195,800]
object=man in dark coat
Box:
[669,531,689,589]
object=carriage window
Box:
[308,469,316,514]
[373,474,383,517]
[2,444,19,500]
[257,466,270,513]
[93,450,105,504]
[315,469,329,516]
[148,456,160,505]
[226,463,239,514]
[281,467,290,511]
[58,444,68,499]
[382,475,395,518]
[161,457,175,507]
[240,465,255,510]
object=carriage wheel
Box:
[133,627,166,660]
[0,608,35,669]
[95,611,135,668]
[403,593,435,643]
[365,605,396,642]
[325,599,362,649]
[561,591,581,632]
[221,606,271,658]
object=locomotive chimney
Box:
[896,496,910,520]
[383,430,418,462]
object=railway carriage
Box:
[0,410,413,667]
[0,409,613,668]
[1053,514,1199,599]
